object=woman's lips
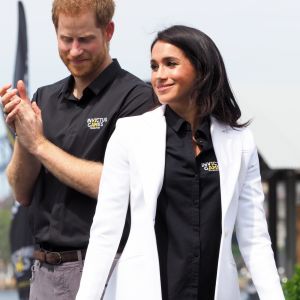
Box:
[156,83,174,92]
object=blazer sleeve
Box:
[235,130,285,300]
[76,119,130,300]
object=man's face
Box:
[57,9,113,83]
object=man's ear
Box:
[105,21,114,42]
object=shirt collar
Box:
[165,105,187,132]
[59,59,122,101]
[165,105,212,150]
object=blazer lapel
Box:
[210,118,242,224]
[136,106,166,217]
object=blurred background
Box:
[1,0,300,299]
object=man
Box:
[0,0,153,299]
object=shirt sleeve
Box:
[117,83,157,118]
[76,120,130,299]
[31,89,38,103]
[236,130,284,300]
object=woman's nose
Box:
[156,66,167,79]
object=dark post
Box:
[268,173,278,263]
[285,170,296,277]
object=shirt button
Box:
[193,226,199,232]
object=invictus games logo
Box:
[201,161,219,172]
[87,117,108,130]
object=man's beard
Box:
[60,53,104,80]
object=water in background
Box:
[0,290,18,300]
[0,289,251,300]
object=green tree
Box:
[0,208,11,263]
[283,265,300,300]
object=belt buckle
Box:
[51,252,62,265]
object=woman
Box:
[76,25,284,300]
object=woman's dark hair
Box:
[151,25,248,128]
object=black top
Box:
[28,59,154,250]
[155,106,222,300]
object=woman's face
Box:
[151,41,197,110]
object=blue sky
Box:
[1,0,300,198]
[1,0,299,94]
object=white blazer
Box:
[76,105,284,300]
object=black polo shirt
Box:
[155,106,222,300]
[28,59,154,250]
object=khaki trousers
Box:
[30,254,120,300]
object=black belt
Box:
[34,248,86,265]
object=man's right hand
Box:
[4,80,31,119]
[0,81,31,131]
[0,83,12,96]
[1,83,19,130]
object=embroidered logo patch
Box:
[201,161,219,172]
[87,117,107,130]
